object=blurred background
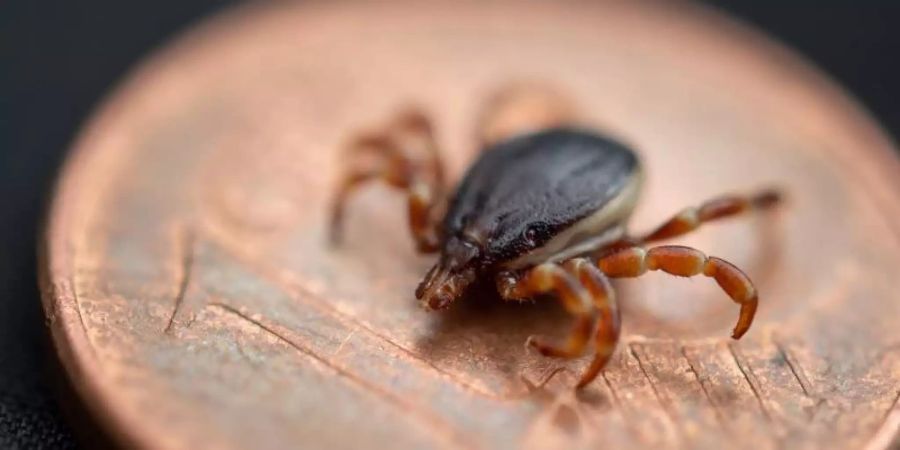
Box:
[1,1,898,447]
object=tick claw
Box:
[525,335,542,352]
[526,336,562,357]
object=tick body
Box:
[330,87,780,388]
[443,128,641,272]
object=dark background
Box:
[1,1,898,448]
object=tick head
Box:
[446,205,562,265]
[485,216,558,262]
[415,215,559,310]
[463,206,561,268]
[415,236,479,310]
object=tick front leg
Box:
[563,259,621,388]
[329,109,445,252]
[497,259,621,388]
[640,189,782,243]
[597,245,758,339]
[497,263,597,359]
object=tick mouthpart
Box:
[415,236,480,310]
[415,265,476,310]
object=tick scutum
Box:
[443,128,642,270]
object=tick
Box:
[329,88,781,388]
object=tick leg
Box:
[497,263,597,359]
[596,245,758,339]
[640,190,782,243]
[563,259,621,388]
[477,83,578,146]
[329,109,446,252]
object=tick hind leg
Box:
[597,245,758,339]
[497,258,621,388]
[476,83,579,146]
[329,109,446,252]
[640,190,782,243]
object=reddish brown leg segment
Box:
[329,109,445,252]
[497,259,621,388]
[641,190,782,243]
[597,245,758,339]
[563,259,620,388]
[476,83,578,146]
[497,263,597,359]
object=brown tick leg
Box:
[476,83,578,146]
[497,263,597,359]
[597,245,758,339]
[329,109,445,252]
[640,189,782,243]
[563,259,621,388]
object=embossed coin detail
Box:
[42,1,900,449]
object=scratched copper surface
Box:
[40,1,900,449]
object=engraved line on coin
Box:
[332,327,359,357]
[727,342,773,421]
[203,231,514,400]
[600,372,621,409]
[628,344,676,425]
[681,344,726,428]
[284,277,508,398]
[599,371,644,445]
[627,343,687,446]
[68,277,98,359]
[774,339,814,399]
[864,390,900,450]
[601,366,660,445]
[208,301,472,450]
[521,366,569,391]
[165,225,195,334]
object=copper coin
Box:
[40,1,900,449]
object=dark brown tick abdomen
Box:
[443,128,640,265]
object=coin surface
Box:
[41,1,900,449]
